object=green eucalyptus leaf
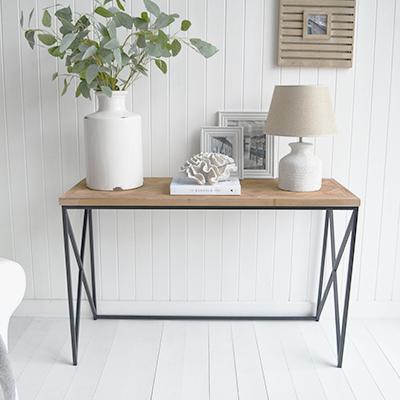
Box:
[72,60,85,73]
[77,80,90,98]
[78,44,89,52]
[121,52,130,67]
[136,65,148,76]
[116,0,125,11]
[38,34,57,46]
[116,12,133,29]
[85,64,99,84]
[99,49,114,63]
[25,30,35,50]
[101,85,112,97]
[137,34,146,48]
[99,66,111,73]
[28,9,35,27]
[113,48,122,66]
[52,72,58,81]
[181,20,191,31]
[129,43,139,56]
[132,17,148,31]
[156,30,168,48]
[42,10,51,27]
[103,37,119,50]
[94,7,115,18]
[190,38,218,58]
[108,7,120,14]
[59,32,77,52]
[155,59,167,74]
[48,46,62,57]
[159,46,171,57]
[71,51,84,62]
[76,15,90,31]
[143,0,160,17]
[55,7,72,20]
[58,17,75,32]
[98,22,109,38]
[108,20,117,38]
[171,39,181,56]
[146,42,161,57]
[82,45,97,60]
[154,13,171,30]
[141,12,150,22]
[61,79,68,96]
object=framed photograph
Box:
[303,10,332,40]
[218,111,274,179]
[200,126,244,179]
[277,0,355,68]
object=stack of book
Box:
[170,177,241,195]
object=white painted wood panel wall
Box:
[1,0,399,314]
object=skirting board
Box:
[14,299,400,319]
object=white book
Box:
[170,177,241,195]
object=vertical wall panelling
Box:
[187,0,206,158]
[358,0,396,301]
[187,211,205,301]
[152,210,170,301]
[0,0,14,262]
[374,0,400,301]
[1,0,400,313]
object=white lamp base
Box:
[278,141,322,192]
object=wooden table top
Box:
[59,178,360,208]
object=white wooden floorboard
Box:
[63,320,119,400]
[34,319,106,400]
[365,319,400,376]
[320,319,386,400]
[151,321,187,400]
[93,320,163,400]
[254,321,297,400]
[349,321,400,400]
[180,322,209,400]
[276,322,327,400]
[231,322,268,400]
[12,318,69,399]
[299,322,356,400]
[7,317,400,400]
[208,321,238,400]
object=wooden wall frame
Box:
[278,0,356,68]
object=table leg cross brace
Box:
[315,209,358,367]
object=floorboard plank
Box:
[349,321,400,400]
[321,319,385,400]
[34,318,105,400]
[7,317,33,352]
[209,321,238,400]
[277,322,327,400]
[254,322,298,400]
[299,322,356,400]
[151,321,186,400]
[63,320,120,400]
[181,321,210,400]
[231,321,268,400]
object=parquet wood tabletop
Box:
[59,178,360,208]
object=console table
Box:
[59,178,360,367]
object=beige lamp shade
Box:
[264,85,338,137]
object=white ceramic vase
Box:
[278,141,322,192]
[84,91,143,191]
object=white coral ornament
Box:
[179,152,237,185]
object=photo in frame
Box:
[200,126,244,179]
[303,9,332,40]
[218,111,274,179]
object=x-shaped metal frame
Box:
[62,206,358,367]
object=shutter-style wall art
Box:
[278,0,356,68]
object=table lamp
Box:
[264,85,337,192]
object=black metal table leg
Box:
[315,208,359,367]
[62,207,98,365]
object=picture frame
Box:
[277,0,356,68]
[303,9,332,40]
[218,111,274,179]
[200,126,244,179]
